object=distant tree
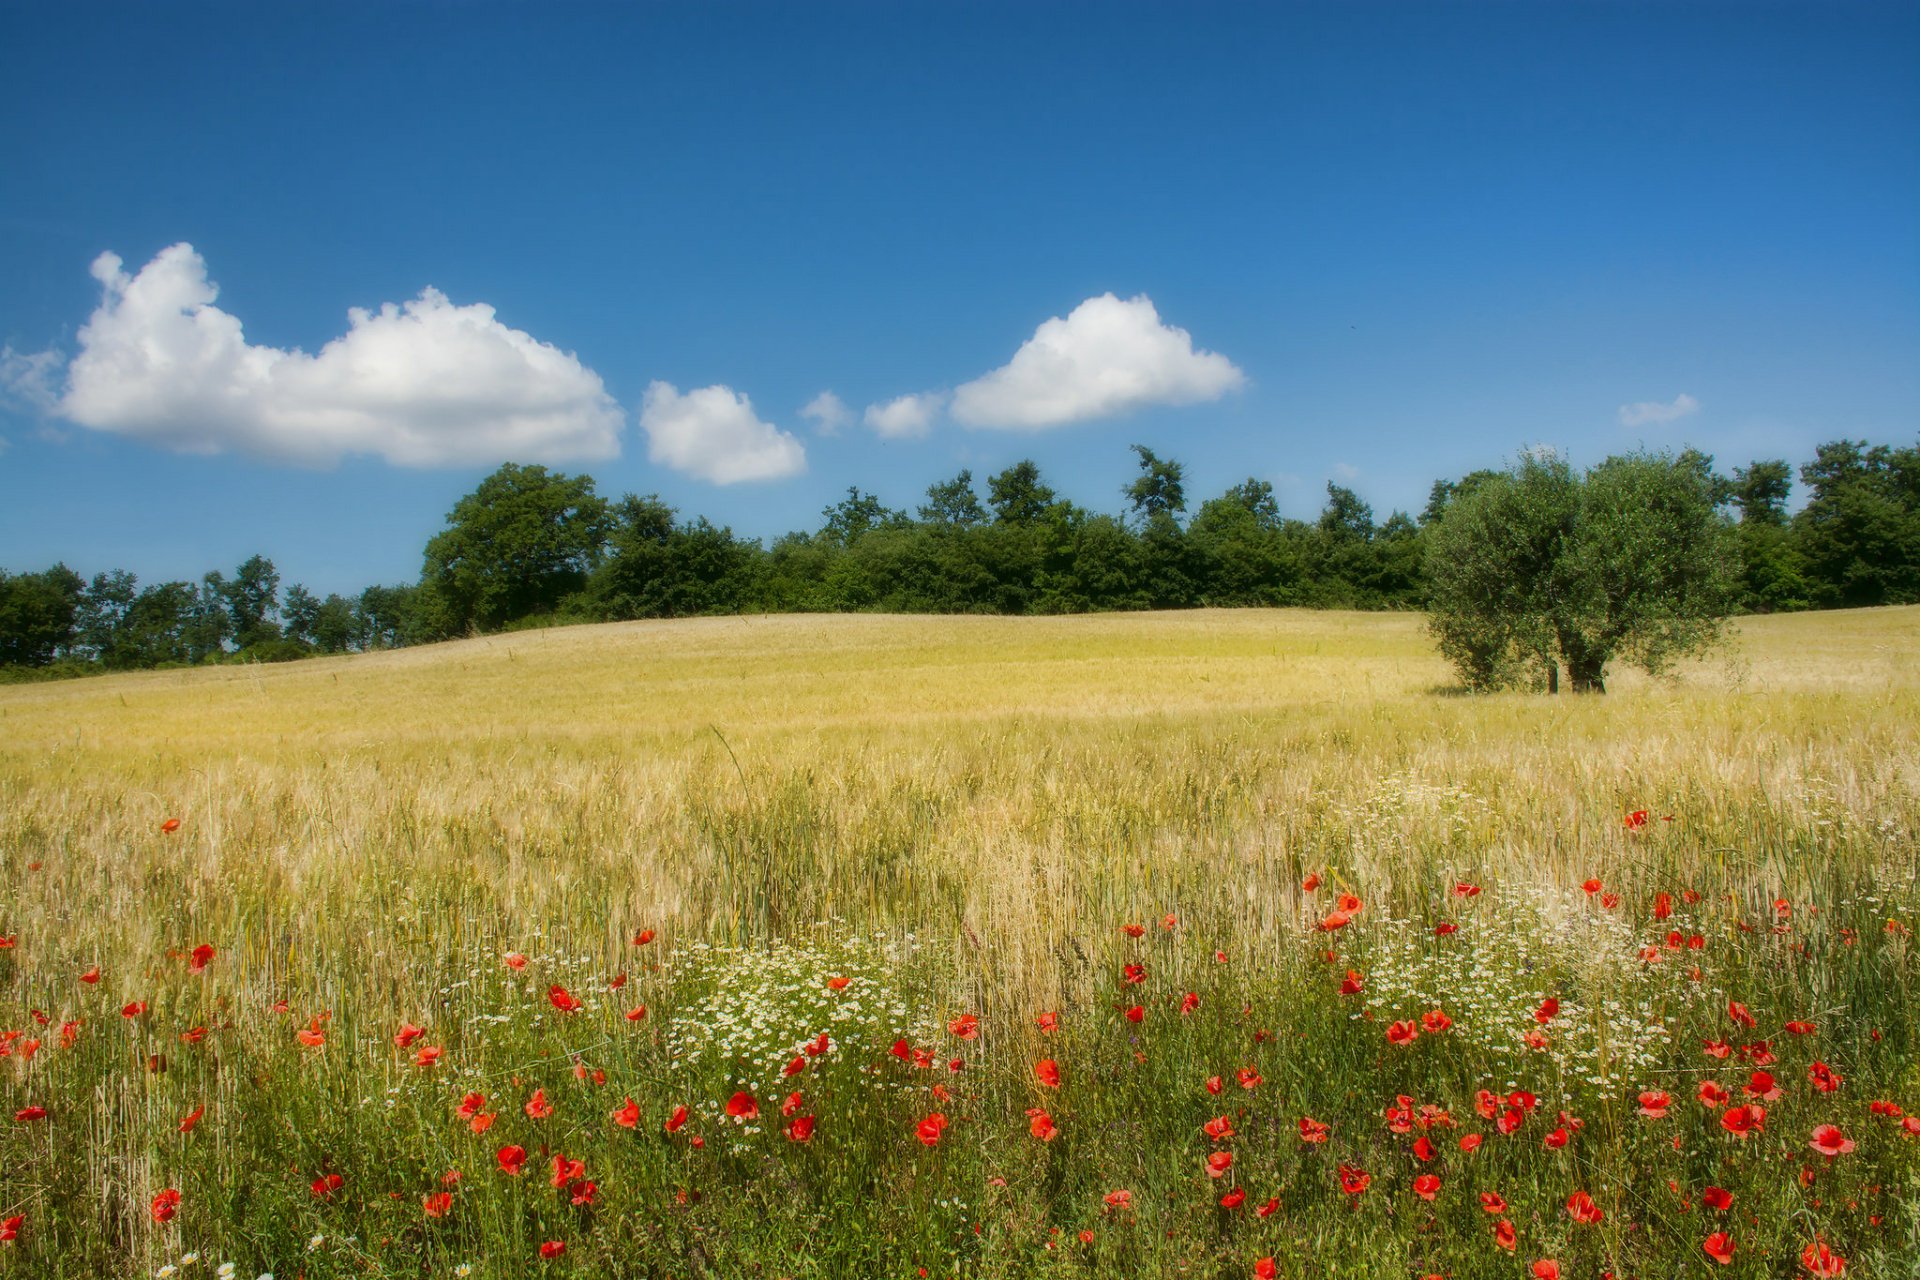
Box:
[419,463,612,634]
[116,582,199,667]
[1318,483,1374,542]
[223,554,282,648]
[590,494,757,618]
[1732,460,1792,526]
[76,569,138,663]
[355,585,420,649]
[1792,439,1920,608]
[185,573,234,662]
[918,470,987,527]
[1422,470,1506,526]
[0,564,83,666]
[1426,451,1738,693]
[282,584,321,646]
[1125,445,1187,523]
[308,593,359,653]
[819,487,906,546]
[987,460,1057,526]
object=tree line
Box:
[2,437,1914,680]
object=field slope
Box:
[1,608,1916,1278]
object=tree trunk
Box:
[1558,634,1609,694]
[1542,654,1559,694]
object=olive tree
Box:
[1426,450,1737,693]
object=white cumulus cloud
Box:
[639,380,806,484]
[1617,392,1700,428]
[949,293,1244,430]
[43,243,624,467]
[863,391,946,440]
[799,390,853,435]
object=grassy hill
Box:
[0,607,1915,1277]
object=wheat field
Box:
[1,607,1915,1278]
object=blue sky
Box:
[2,2,1916,596]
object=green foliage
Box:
[1794,439,1920,607]
[419,463,612,635]
[7,438,1917,678]
[1426,450,1739,692]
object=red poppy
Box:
[725,1091,759,1120]
[1479,1191,1507,1213]
[1492,1219,1516,1251]
[1303,873,1321,892]
[310,1173,343,1198]
[1122,963,1146,984]
[161,818,182,833]
[1720,1104,1765,1136]
[1036,1011,1059,1032]
[1637,1090,1672,1119]
[1026,1108,1058,1141]
[1532,1263,1560,1280]
[1103,1189,1132,1209]
[540,1241,566,1260]
[1203,1114,1235,1142]
[1703,1185,1733,1210]
[1385,1020,1418,1045]
[150,1189,180,1224]
[1703,1232,1735,1265]
[547,984,582,1013]
[296,1016,325,1047]
[632,928,655,946]
[79,966,100,985]
[1809,1124,1854,1157]
[826,975,851,991]
[915,1112,949,1146]
[1299,1115,1329,1143]
[1413,1174,1441,1201]
[394,1022,426,1048]
[1534,997,1559,1024]
[1254,1257,1277,1279]
[1801,1238,1847,1276]
[1582,878,1602,894]
[1698,1081,1729,1108]
[1316,911,1351,932]
[1206,1150,1234,1178]
[1338,1164,1370,1196]
[1809,1060,1842,1092]
[1653,892,1674,919]
[121,1001,147,1019]
[1034,1058,1060,1088]
[1124,1005,1144,1023]
[665,1104,688,1134]
[1420,1008,1452,1034]
[524,1088,553,1119]
[422,1191,452,1218]
[1459,1133,1483,1152]
[947,1013,979,1039]
[1206,1075,1224,1095]
[610,1097,640,1128]
[177,1104,203,1133]
[1236,1067,1263,1090]
[188,944,215,974]
[1624,809,1649,831]
[1566,1190,1603,1224]
[1219,1187,1246,1209]
[785,1113,816,1141]
[1180,991,1200,1015]
[12,1106,45,1124]
[504,952,528,970]
[1340,969,1365,995]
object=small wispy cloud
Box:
[863,391,946,440]
[799,390,852,436]
[1617,392,1700,428]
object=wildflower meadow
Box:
[0,607,1915,1278]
